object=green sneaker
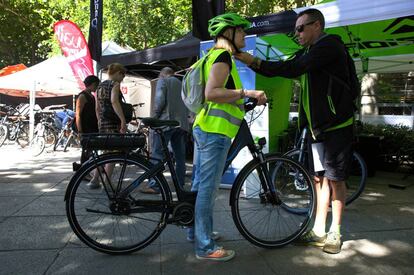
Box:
[323,232,342,254]
[294,230,327,247]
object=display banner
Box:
[246,10,297,36]
[88,0,103,62]
[54,20,95,90]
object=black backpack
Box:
[323,49,361,109]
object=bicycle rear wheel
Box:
[66,153,171,254]
[346,152,367,205]
[231,153,315,248]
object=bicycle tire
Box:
[54,131,65,151]
[30,135,45,156]
[230,153,315,248]
[63,134,72,152]
[0,124,8,147]
[66,153,171,255]
[16,122,29,148]
[346,152,367,205]
[44,125,57,148]
[284,149,367,205]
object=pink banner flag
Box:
[53,20,94,90]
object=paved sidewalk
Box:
[0,143,413,275]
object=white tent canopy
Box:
[0,56,77,96]
[0,41,135,141]
[0,41,133,96]
[295,0,414,29]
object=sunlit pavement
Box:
[0,143,413,275]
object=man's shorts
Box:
[310,125,354,182]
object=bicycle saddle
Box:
[140,117,179,128]
[81,133,146,150]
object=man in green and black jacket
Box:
[236,8,354,254]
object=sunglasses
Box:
[294,20,316,33]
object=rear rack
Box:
[81,133,146,150]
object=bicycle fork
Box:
[250,140,282,206]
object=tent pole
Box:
[29,82,36,145]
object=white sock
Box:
[312,224,326,237]
[329,224,341,234]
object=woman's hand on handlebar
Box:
[245,90,267,106]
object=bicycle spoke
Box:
[66,154,169,254]
[232,154,314,247]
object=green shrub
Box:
[361,123,414,171]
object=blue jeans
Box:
[148,128,187,189]
[190,126,231,256]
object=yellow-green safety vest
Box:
[193,49,245,138]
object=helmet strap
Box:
[231,27,241,53]
[219,27,241,53]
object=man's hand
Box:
[234,52,255,65]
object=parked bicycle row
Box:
[0,103,80,155]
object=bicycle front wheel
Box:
[66,153,171,255]
[16,122,29,148]
[0,124,8,147]
[44,125,57,148]
[231,153,315,248]
[30,135,45,156]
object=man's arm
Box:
[153,79,167,119]
[75,94,86,133]
[236,39,342,78]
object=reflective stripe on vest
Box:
[193,49,244,138]
[208,108,243,126]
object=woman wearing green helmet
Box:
[189,12,267,262]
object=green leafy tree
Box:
[0,0,55,67]
[226,0,320,16]
[1,0,321,67]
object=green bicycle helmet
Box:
[208,13,251,37]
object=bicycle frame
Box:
[115,127,196,203]
[93,118,281,205]
[224,120,281,204]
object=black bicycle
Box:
[65,101,315,255]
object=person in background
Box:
[54,109,75,131]
[88,63,127,189]
[235,8,354,254]
[140,67,189,194]
[188,13,266,261]
[97,63,127,135]
[72,75,100,172]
